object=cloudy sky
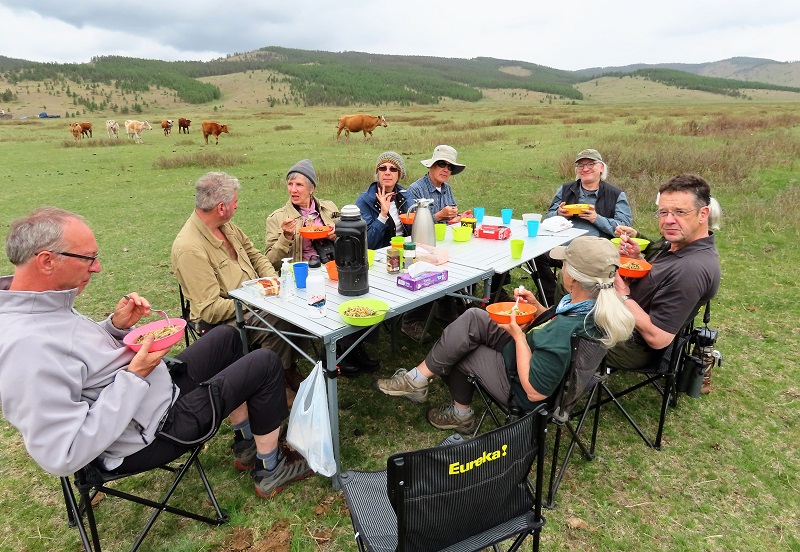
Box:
[1,1,797,71]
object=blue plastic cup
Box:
[527,219,540,237]
[501,208,513,225]
[293,262,309,288]
[473,207,485,223]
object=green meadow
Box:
[0,96,798,551]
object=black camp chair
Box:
[597,301,714,449]
[466,333,608,508]
[179,285,202,346]
[59,359,227,551]
[340,408,548,552]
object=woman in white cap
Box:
[374,236,635,435]
[407,144,472,224]
[355,151,412,250]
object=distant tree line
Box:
[603,68,800,97]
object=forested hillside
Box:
[1,48,797,112]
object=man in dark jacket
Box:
[535,148,632,304]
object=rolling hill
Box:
[0,49,799,119]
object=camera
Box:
[692,326,718,348]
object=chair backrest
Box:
[551,334,607,424]
[387,410,541,551]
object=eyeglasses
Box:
[575,161,599,170]
[654,209,697,219]
[51,250,100,264]
[434,160,455,171]
[377,165,399,173]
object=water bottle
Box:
[280,257,294,299]
[334,204,369,296]
[306,254,326,318]
[410,198,436,247]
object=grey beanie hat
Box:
[287,159,317,188]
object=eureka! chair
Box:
[340,408,548,552]
[59,359,228,551]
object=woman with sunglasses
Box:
[355,151,412,249]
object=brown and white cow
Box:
[106,120,119,138]
[69,122,82,142]
[201,121,229,145]
[336,114,387,139]
[124,120,153,143]
[79,122,92,138]
[161,119,173,136]
[178,118,191,133]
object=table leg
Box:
[324,339,341,489]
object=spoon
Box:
[513,285,524,311]
[123,295,173,327]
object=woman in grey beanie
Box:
[355,151,412,250]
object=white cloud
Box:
[1,1,798,70]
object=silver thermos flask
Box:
[410,198,436,247]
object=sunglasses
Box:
[377,165,399,173]
[434,160,456,171]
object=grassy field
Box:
[0,93,799,551]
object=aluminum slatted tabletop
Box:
[229,260,492,483]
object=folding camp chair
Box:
[544,335,607,508]
[59,359,228,551]
[179,285,202,346]
[340,408,548,552]
[597,301,712,450]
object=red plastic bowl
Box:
[486,302,536,324]
[399,213,415,225]
[123,318,187,352]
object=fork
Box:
[152,309,172,326]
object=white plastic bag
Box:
[286,361,336,477]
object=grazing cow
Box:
[201,121,229,145]
[336,114,387,139]
[178,118,191,133]
[78,122,93,138]
[161,119,173,136]
[124,119,153,143]
[69,122,82,142]
[106,120,119,139]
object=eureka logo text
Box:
[449,444,508,475]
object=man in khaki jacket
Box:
[171,172,303,393]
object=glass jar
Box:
[386,246,401,274]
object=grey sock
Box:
[257,448,279,471]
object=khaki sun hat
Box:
[575,149,603,163]
[420,144,466,175]
[549,236,619,280]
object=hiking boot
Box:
[401,320,431,342]
[338,343,381,377]
[427,403,478,435]
[232,437,257,471]
[373,369,428,403]
[253,451,313,499]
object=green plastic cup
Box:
[434,223,447,241]
[510,239,524,259]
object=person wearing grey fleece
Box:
[0,207,311,498]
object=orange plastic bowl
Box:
[298,225,332,240]
[486,302,536,325]
[325,260,338,280]
[123,318,187,352]
[619,256,652,278]
[399,213,415,225]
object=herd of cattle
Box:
[63,113,387,144]
[66,117,226,144]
